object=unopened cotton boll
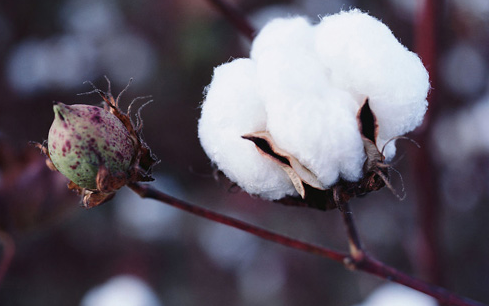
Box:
[198,9,429,200]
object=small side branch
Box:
[205,0,256,41]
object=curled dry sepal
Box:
[36,79,159,208]
[198,9,430,210]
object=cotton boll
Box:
[199,10,429,200]
[315,9,429,158]
[198,58,296,199]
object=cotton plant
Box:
[28,2,489,305]
[198,9,429,204]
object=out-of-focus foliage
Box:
[0,0,488,306]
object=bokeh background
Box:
[0,0,488,305]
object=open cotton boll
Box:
[315,9,429,159]
[199,9,429,202]
[198,59,297,200]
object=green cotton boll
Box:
[48,103,135,189]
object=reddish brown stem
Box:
[205,0,256,41]
[128,182,487,306]
[0,231,15,285]
[340,201,487,306]
[127,182,346,262]
[357,256,487,306]
[413,0,443,284]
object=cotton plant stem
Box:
[413,0,443,284]
[338,200,487,306]
[354,256,487,306]
[0,230,15,285]
[127,182,347,262]
[128,182,487,306]
[205,0,256,41]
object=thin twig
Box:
[128,182,487,306]
[0,230,15,285]
[205,0,256,41]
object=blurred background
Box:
[0,0,488,305]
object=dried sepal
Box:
[242,131,324,198]
[357,98,383,172]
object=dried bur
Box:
[243,98,403,211]
[36,78,159,208]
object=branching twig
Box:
[128,182,487,306]
[0,230,15,285]
[205,0,256,41]
[337,197,487,306]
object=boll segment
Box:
[48,103,135,189]
[198,9,430,205]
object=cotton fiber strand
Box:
[199,9,429,200]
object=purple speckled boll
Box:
[48,102,135,189]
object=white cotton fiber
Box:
[198,9,429,200]
[198,59,297,200]
[315,9,430,158]
[251,18,365,186]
